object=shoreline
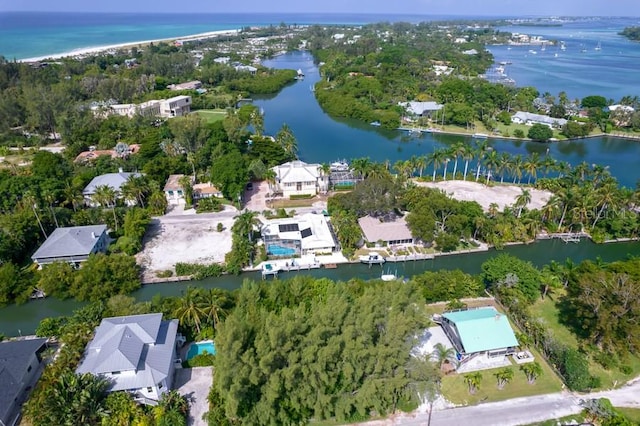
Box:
[19,28,242,63]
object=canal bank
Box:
[1,238,638,337]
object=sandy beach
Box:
[20,28,241,62]
[414,180,552,212]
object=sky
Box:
[2,0,640,16]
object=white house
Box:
[82,171,143,207]
[76,313,179,404]
[97,96,191,119]
[512,111,567,128]
[398,101,444,118]
[159,95,191,118]
[272,160,323,198]
[261,213,336,256]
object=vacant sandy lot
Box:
[415,180,552,212]
[137,207,237,280]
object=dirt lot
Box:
[136,206,237,281]
[415,180,552,212]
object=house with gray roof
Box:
[76,313,179,404]
[512,111,567,128]
[398,101,444,118]
[0,338,48,426]
[358,215,415,246]
[83,171,143,207]
[272,160,324,199]
[31,224,109,267]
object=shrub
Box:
[619,364,633,375]
[183,353,215,368]
[217,222,225,232]
[156,270,174,278]
[175,262,225,279]
[290,193,314,200]
[513,129,525,138]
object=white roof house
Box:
[607,104,635,113]
[399,101,444,116]
[272,160,322,198]
[261,213,336,256]
[76,313,179,404]
[31,224,109,266]
[83,171,143,206]
[512,111,567,128]
[358,215,415,246]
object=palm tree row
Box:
[172,286,231,334]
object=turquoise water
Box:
[267,244,297,256]
[186,341,216,359]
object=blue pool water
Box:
[186,341,216,360]
[267,244,297,256]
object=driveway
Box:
[244,180,270,212]
[174,367,213,426]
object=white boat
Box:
[359,252,385,264]
[473,133,488,139]
[381,268,397,281]
[529,49,537,55]
[595,42,602,51]
[330,160,349,171]
[370,121,381,127]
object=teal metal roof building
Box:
[440,307,519,356]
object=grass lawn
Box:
[193,109,227,123]
[530,293,640,390]
[616,407,640,423]
[440,350,563,405]
[269,198,317,209]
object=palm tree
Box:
[178,175,194,207]
[442,156,450,180]
[463,372,482,394]
[42,189,59,228]
[540,267,562,299]
[462,144,474,181]
[515,188,532,218]
[351,157,372,180]
[93,184,119,231]
[428,149,446,181]
[431,343,457,369]
[450,142,466,179]
[62,184,83,212]
[415,155,427,178]
[592,180,619,229]
[121,175,149,208]
[523,152,540,185]
[148,191,168,216]
[173,287,206,334]
[250,109,264,136]
[275,123,298,158]
[494,367,514,390]
[520,362,543,384]
[22,191,47,238]
[474,141,489,182]
[496,152,511,184]
[511,154,524,184]
[200,288,229,330]
[186,151,197,178]
[484,149,499,184]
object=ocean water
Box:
[488,17,640,100]
[0,12,469,60]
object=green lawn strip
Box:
[520,413,586,426]
[530,294,640,389]
[440,355,563,405]
[615,407,640,423]
[193,109,227,123]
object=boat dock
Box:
[537,232,590,243]
[260,256,322,279]
[385,253,434,262]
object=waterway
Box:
[254,51,640,188]
[1,239,639,337]
[3,39,640,337]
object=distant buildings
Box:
[31,225,109,267]
[76,313,179,404]
[92,95,191,119]
[167,80,202,91]
[74,143,140,163]
[163,174,223,205]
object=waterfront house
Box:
[398,101,444,118]
[272,160,323,198]
[76,313,179,405]
[0,338,48,426]
[83,171,143,207]
[159,95,191,118]
[433,307,521,372]
[96,96,191,119]
[167,80,202,91]
[358,215,415,246]
[31,224,109,267]
[511,111,567,128]
[261,213,336,256]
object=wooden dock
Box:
[324,263,337,269]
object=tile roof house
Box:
[83,171,143,207]
[272,160,323,199]
[76,313,179,404]
[358,215,415,246]
[31,224,109,267]
[0,338,48,426]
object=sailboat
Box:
[381,267,397,281]
[595,41,602,51]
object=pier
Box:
[536,232,590,243]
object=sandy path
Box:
[414,180,552,212]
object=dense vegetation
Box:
[620,26,640,41]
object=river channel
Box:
[2,51,640,336]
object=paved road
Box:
[362,380,640,426]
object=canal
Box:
[1,239,638,336]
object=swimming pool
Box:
[186,340,216,360]
[267,244,297,256]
